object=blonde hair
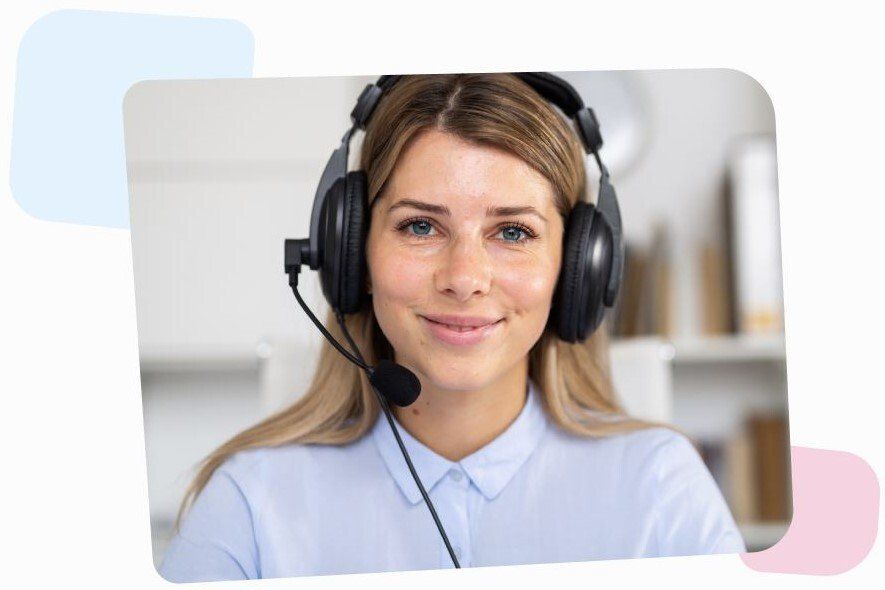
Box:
[174,73,669,531]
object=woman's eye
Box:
[405,220,435,237]
[499,225,528,243]
[495,223,537,244]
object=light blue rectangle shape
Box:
[10,10,254,228]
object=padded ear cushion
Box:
[555,202,613,342]
[319,177,344,310]
[581,217,614,338]
[338,170,368,314]
[555,203,593,342]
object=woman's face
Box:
[365,128,564,392]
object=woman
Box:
[158,73,745,582]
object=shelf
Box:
[739,521,790,551]
[139,341,273,373]
[668,333,785,364]
[141,334,786,373]
[611,333,785,364]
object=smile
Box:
[419,316,504,346]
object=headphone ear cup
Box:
[319,176,344,311]
[338,170,369,314]
[554,202,613,343]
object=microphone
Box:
[285,267,421,407]
[370,360,422,408]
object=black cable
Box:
[334,311,462,569]
[287,272,370,371]
[285,270,461,568]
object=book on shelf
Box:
[609,224,672,338]
[723,135,784,335]
[648,224,673,337]
[699,241,735,335]
[724,425,758,522]
[749,413,792,521]
[696,412,791,524]
[611,134,783,342]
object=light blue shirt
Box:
[159,378,745,582]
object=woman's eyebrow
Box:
[387,198,548,223]
[387,198,450,216]
[492,205,549,223]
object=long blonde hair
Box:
[174,73,668,531]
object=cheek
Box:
[496,254,561,314]
[367,239,432,309]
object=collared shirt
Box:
[159,378,746,582]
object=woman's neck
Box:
[391,358,530,462]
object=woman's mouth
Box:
[419,316,504,346]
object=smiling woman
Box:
[158,73,745,583]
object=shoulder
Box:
[602,426,710,498]
[178,436,377,540]
[608,427,746,555]
[540,424,718,507]
[619,427,708,490]
[549,425,745,556]
[544,424,698,477]
[217,433,377,493]
[160,433,380,581]
[618,427,718,503]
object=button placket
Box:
[437,467,471,568]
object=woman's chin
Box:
[410,363,501,394]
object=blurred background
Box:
[124,70,788,566]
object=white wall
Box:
[126,75,374,354]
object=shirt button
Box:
[449,469,463,482]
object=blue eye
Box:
[500,226,526,242]
[394,218,437,239]
[409,220,433,236]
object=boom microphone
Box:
[285,265,422,408]
[369,360,422,407]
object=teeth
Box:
[428,318,483,331]
[445,324,478,332]
[426,317,501,332]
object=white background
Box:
[0,1,882,589]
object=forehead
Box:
[380,128,556,213]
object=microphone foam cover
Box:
[370,359,421,407]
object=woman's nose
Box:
[434,235,492,302]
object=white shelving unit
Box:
[656,332,789,553]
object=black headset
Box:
[285,72,624,343]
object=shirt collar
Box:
[371,377,548,504]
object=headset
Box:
[283,73,624,569]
